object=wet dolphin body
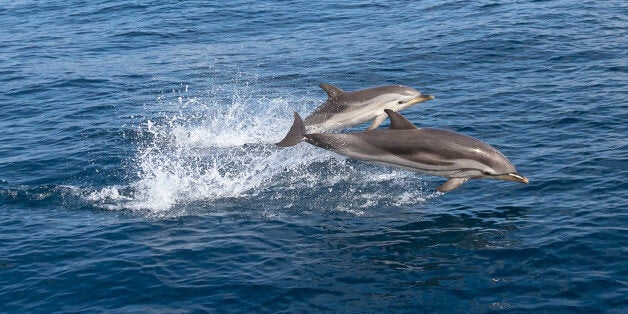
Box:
[277,109,528,192]
[303,83,434,133]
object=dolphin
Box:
[303,83,434,133]
[277,109,528,192]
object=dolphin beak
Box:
[406,94,434,105]
[497,173,529,184]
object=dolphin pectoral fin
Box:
[436,178,468,192]
[319,83,344,98]
[366,114,386,130]
[384,109,418,130]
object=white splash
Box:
[85,87,433,217]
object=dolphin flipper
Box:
[367,114,386,130]
[436,178,468,192]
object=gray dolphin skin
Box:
[277,109,528,192]
[303,83,434,133]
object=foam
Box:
[84,87,433,217]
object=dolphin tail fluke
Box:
[436,178,468,192]
[276,112,306,147]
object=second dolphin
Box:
[304,83,434,133]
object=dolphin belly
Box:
[341,150,479,178]
[305,103,383,133]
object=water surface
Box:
[1,1,626,312]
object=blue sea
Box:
[1,1,626,312]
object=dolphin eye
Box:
[483,171,493,175]
[397,100,403,104]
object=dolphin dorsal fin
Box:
[319,83,344,98]
[384,109,418,130]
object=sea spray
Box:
[86,90,433,217]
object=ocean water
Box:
[1,0,626,312]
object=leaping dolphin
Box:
[303,83,434,133]
[277,109,528,192]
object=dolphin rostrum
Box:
[303,83,434,133]
[277,109,528,192]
